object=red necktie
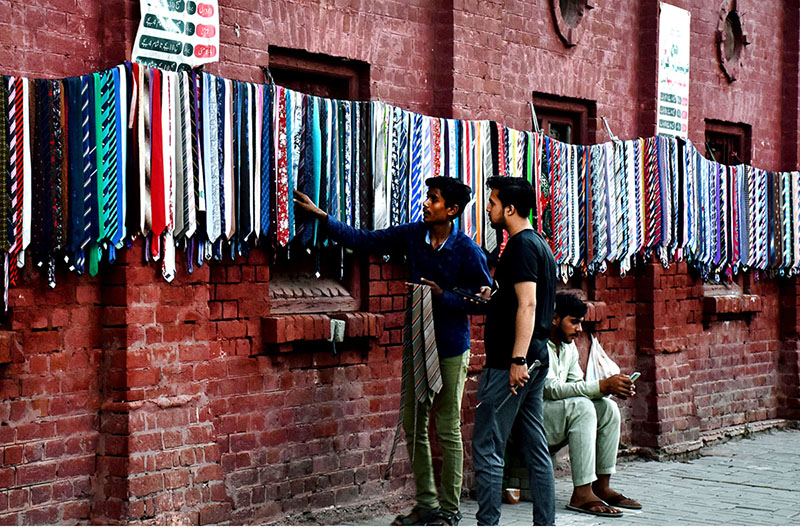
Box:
[150,69,166,257]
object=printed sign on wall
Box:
[656,2,691,138]
[131,0,220,71]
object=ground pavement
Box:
[346,428,800,526]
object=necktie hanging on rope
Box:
[371,101,389,230]
[588,143,608,274]
[390,106,408,227]
[341,101,354,228]
[482,121,496,253]
[358,101,372,230]
[0,77,10,305]
[274,85,289,246]
[408,113,423,223]
[6,77,24,294]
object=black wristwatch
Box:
[510,356,527,365]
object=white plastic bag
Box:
[585,334,620,384]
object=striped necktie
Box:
[390,107,408,227]
[327,100,339,224]
[385,283,442,477]
[260,84,272,240]
[780,171,792,270]
[296,94,313,245]
[64,77,84,268]
[352,103,361,229]
[408,113,423,223]
[95,70,118,246]
[589,144,608,273]
[6,77,23,287]
[643,137,662,249]
[175,71,196,241]
[238,82,253,243]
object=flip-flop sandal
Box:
[565,501,623,517]
[391,507,439,526]
[605,494,642,510]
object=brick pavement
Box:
[346,428,800,526]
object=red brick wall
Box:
[2,0,800,524]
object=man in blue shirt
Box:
[295,178,491,526]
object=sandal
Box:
[426,510,462,526]
[391,506,439,526]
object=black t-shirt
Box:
[484,229,556,370]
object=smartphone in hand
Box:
[452,287,489,305]
[629,372,641,382]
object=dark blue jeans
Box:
[472,364,556,526]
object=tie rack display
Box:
[0,62,797,310]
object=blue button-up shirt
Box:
[327,217,492,358]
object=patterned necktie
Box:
[79,75,98,271]
[295,94,312,245]
[1,77,10,300]
[352,103,361,229]
[274,85,289,246]
[372,102,389,230]
[64,77,84,267]
[342,101,353,227]
[328,100,340,224]
[358,101,372,230]
[202,74,221,244]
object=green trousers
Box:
[402,351,470,516]
[543,396,620,487]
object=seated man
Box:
[543,293,641,517]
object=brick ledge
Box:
[262,312,384,344]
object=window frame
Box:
[266,48,371,315]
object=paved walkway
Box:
[349,428,800,526]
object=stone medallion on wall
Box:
[716,0,749,82]
[551,0,593,47]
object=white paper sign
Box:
[131,0,219,71]
[656,3,691,138]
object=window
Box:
[705,120,751,165]
[267,48,370,315]
[531,92,596,145]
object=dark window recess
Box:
[267,48,370,315]
[705,120,751,166]
[531,92,596,145]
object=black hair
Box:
[486,176,536,218]
[555,293,588,319]
[425,177,472,218]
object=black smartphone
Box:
[451,287,489,305]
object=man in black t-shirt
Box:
[473,177,556,526]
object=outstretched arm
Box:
[294,190,411,255]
